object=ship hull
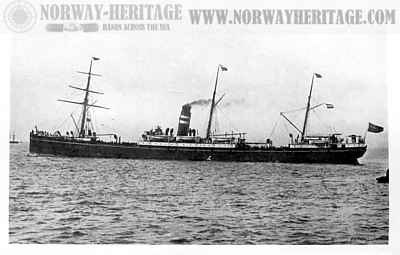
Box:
[29,135,367,164]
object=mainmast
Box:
[206,64,227,139]
[301,73,322,141]
[58,57,109,138]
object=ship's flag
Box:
[368,122,384,133]
[314,73,322,78]
[92,57,100,61]
[326,103,334,109]
[220,65,228,71]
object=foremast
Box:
[58,57,109,138]
[79,58,95,137]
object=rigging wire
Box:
[312,108,335,134]
[282,118,291,144]
[49,78,92,133]
[281,106,307,114]
[268,119,279,138]
[282,118,290,135]
[215,106,238,134]
[52,115,70,132]
[75,111,83,135]
[90,109,97,133]
[98,119,117,134]
[52,105,81,132]
[213,109,220,134]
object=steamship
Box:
[29,58,368,164]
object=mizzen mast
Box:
[206,64,228,139]
[301,72,322,141]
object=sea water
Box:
[9,143,388,244]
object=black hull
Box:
[29,136,366,164]
[376,176,388,183]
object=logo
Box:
[4,0,36,33]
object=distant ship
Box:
[10,132,19,144]
[29,58,371,164]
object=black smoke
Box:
[220,98,246,107]
[187,98,212,106]
[186,98,246,108]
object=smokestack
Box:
[177,104,191,136]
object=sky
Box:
[10,26,387,148]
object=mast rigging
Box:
[58,57,109,138]
[301,73,322,141]
[206,64,228,139]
